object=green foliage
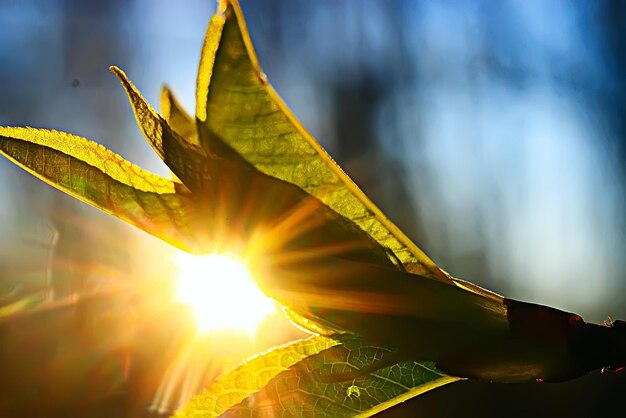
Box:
[174,336,340,417]
[7,0,618,416]
[213,338,455,418]
[0,0,463,414]
[196,1,449,281]
[175,336,455,418]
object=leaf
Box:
[196,5,227,123]
[196,0,451,284]
[160,85,201,147]
[174,336,340,418]
[0,126,201,252]
[111,65,211,193]
[112,65,405,266]
[253,251,508,365]
[216,338,458,418]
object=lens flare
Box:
[174,252,276,335]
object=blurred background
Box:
[0,0,625,416]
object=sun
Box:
[174,252,276,335]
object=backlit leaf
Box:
[160,86,200,147]
[111,65,210,193]
[113,66,405,267]
[0,126,200,251]
[174,336,340,418]
[197,0,451,283]
[218,337,459,418]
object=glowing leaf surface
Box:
[0,127,199,251]
[197,0,451,283]
[216,338,458,417]
[174,336,340,418]
[160,86,200,147]
[111,66,210,193]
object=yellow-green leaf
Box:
[111,65,209,193]
[218,338,459,418]
[0,126,201,251]
[160,85,201,147]
[173,336,340,418]
[197,0,451,284]
[196,3,227,123]
[112,67,403,266]
[0,126,173,193]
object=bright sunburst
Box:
[174,252,276,335]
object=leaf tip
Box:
[160,85,173,119]
[109,66,134,94]
[216,0,228,15]
[108,65,122,76]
